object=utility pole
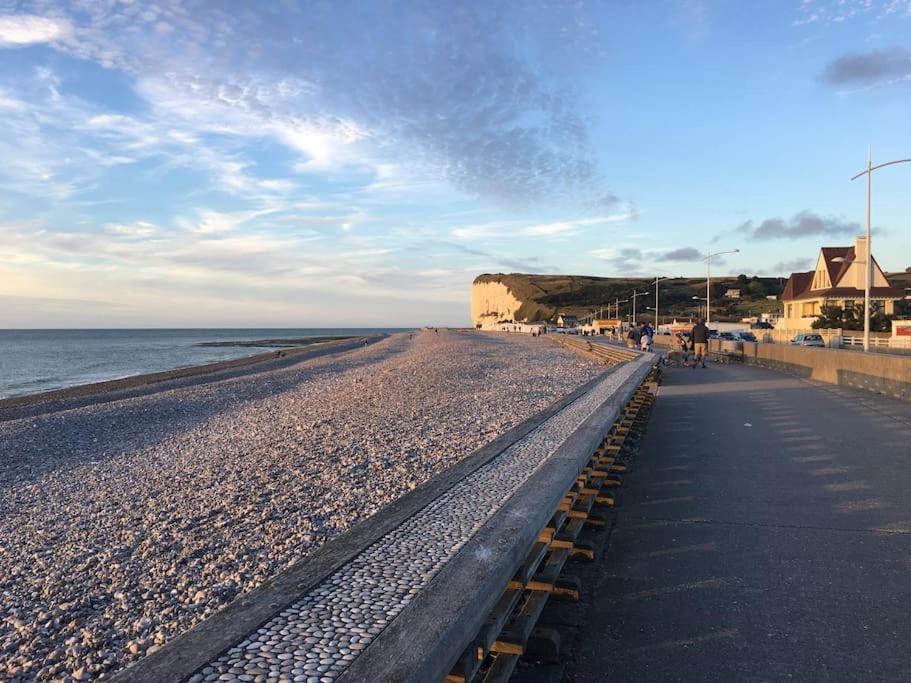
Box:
[613,298,628,319]
[655,275,660,328]
[630,290,649,327]
[652,275,669,329]
[705,249,739,324]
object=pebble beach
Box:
[0,330,600,681]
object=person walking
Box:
[673,332,689,367]
[691,318,709,369]
[639,323,652,353]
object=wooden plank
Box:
[446,644,477,683]
[507,541,549,590]
[492,591,550,656]
[476,587,524,659]
[482,652,520,683]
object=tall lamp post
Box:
[704,249,740,324]
[692,296,708,320]
[613,298,628,319]
[849,151,911,352]
[652,275,671,329]
[631,290,649,327]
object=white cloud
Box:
[0,214,475,328]
[0,91,26,110]
[0,14,70,46]
[7,1,618,206]
[182,209,275,236]
[451,208,637,241]
[522,222,578,236]
[105,221,157,238]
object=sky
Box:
[0,0,909,328]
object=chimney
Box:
[853,235,868,289]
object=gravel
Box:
[204,360,638,682]
[0,330,599,681]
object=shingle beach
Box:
[0,330,599,681]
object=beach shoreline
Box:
[0,330,601,681]
[0,335,372,421]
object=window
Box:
[812,268,830,290]
[787,304,793,318]
[801,301,819,317]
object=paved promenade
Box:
[552,362,911,681]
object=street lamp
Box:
[630,290,649,327]
[704,249,740,325]
[651,275,672,330]
[692,296,708,320]
[613,298,628,319]
[850,151,911,352]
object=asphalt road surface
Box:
[521,360,911,682]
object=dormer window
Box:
[812,267,830,290]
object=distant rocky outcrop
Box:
[471,273,625,326]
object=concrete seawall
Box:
[655,334,910,401]
[735,340,911,401]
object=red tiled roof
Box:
[820,246,851,285]
[782,271,812,301]
[783,246,902,302]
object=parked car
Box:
[735,331,757,342]
[714,331,738,341]
[751,321,774,330]
[791,333,825,347]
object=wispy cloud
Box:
[795,0,911,25]
[658,247,703,261]
[5,1,618,208]
[591,245,707,274]
[451,208,637,241]
[769,257,814,273]
[733,211,860,241]
[442,241,547,272]
[820,47,911,86]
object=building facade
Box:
[781,236,902,330]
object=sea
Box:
[0,328,409,399]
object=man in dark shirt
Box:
[691,318,709,369]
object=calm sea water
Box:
[0,329,408,398]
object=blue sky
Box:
[0,0,909,327]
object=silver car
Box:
[791,333,825,347]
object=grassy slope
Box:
[474,273,788,323]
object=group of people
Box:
[673,318,710,368]
[624,318,711,368]
[626,322,656,353]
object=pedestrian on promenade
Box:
[691,318,709,369]
[674,332,687,364]
[640,331,651,352]
[639,323,652,352]
[626,326,640,349]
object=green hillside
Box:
[474,273,787,323]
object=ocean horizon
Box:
[0,328,411,399]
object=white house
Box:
[781,236,902,330]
